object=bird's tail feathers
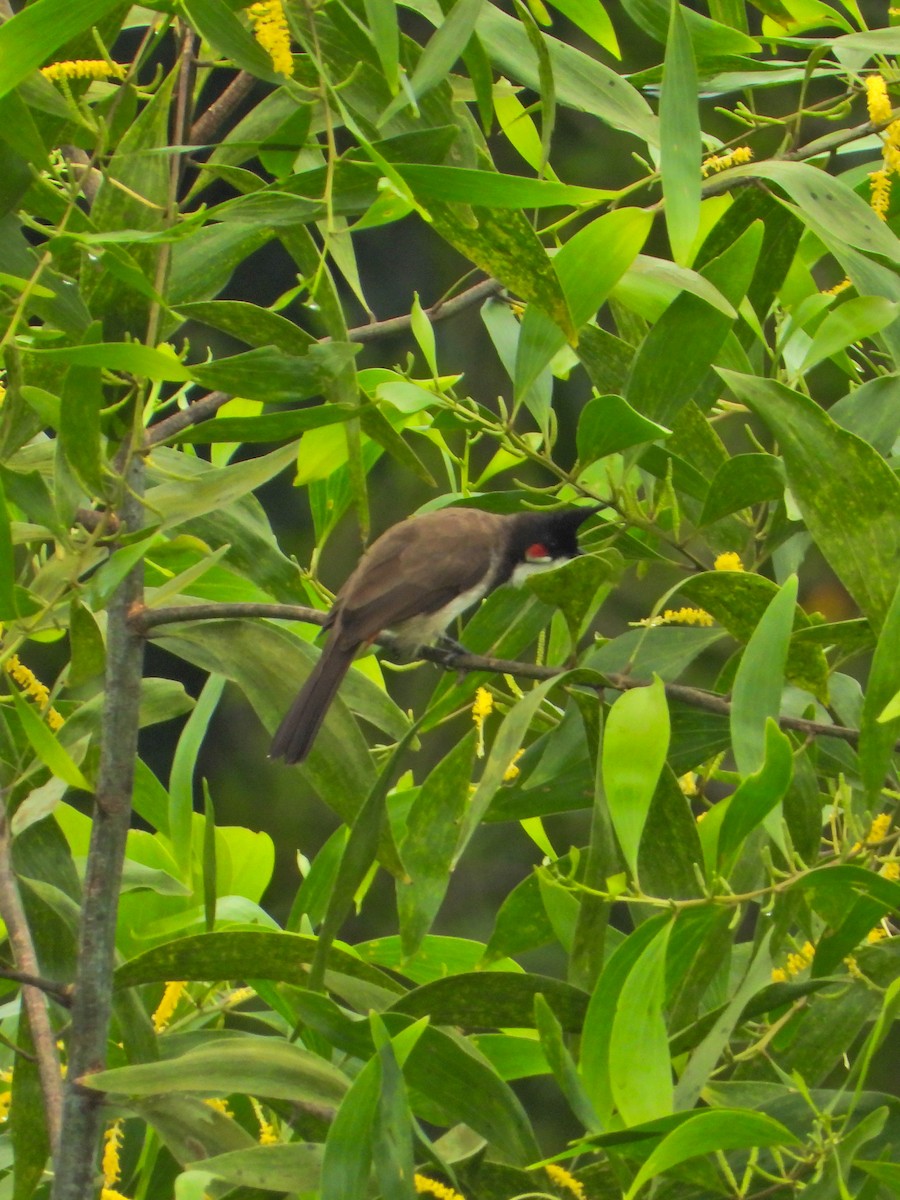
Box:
[270,641,356,764]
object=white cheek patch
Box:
[509,556,568,587]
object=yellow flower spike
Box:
[544,1162,586,1199]
[414,1174,466,1200]
[0,1091,10,1122]
[867,813,891,844]
[247,0,294,76]
[880,860,899,881]
[845,954,864,980]
[204,1097,234,1116]
[823,277,852,296]
[662,607,715,627]
[701,145,753,177]
[250,1097,279,1144]
[770,967,788,983]
[503,748,525,782]
[867,924,889,943]
[3,647,65,730]
[678,771,699,797]
[869,168,892,219]
[102,1120,124,1188]
[866,74,894,124]
[152,980,187,1032]
[472,687,493,758]
[41,60,125,83]
[714,551,744,572]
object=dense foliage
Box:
[0,0,899,1197]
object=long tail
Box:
[270,638,357,764]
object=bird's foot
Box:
[435,633,468,659]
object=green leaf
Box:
[190,343,360,404]
[638,767,704,899]
[365,0,400,91]
[660,2,701,264]
[382,0,483,124]
[372,1026,417,1200]
[856,1161,900,1188]
[720,371,900,631]
[534,993,600,1131]
[674,929,774,1108]
[699,453,784,525]
[0,474,18,618]
[397,163,616,207]
[730,575,797,778]
[9,1011,48,1200]
[454,672,571,856]
[146,442,300,529]
[389,970,588,1031]
[548,0,620,55]
[526,552,621,645]
[718,720,794,867]
[175,299,315,354]
[191,1143,325,1192]
[114,930,405,994]
[59,350,104,497]
[183,0,282,81]
[609,921,674,1126]
[0,0,125,99]
[87,1036,350,1105]
[130,1094,256,1165]
[476,3,658,143]
[626,221,763,427]
[576,393,670,463]
[170,405,356,445]
[516,208,652,396]
[357,402,436,485]
[24,341,194,381]
[68,600,105,688]
[677,571,828,699]
[427,202,574,339]
[321,1054,380,1200]
[602,677,670,880]
[624,1109,798,1199]
[483,873,555,964]
[12,688,91,792]
[859,576,900,798]
[580,913,671,1125]
[798,296,900,374]
[398,731,477,956]
[727,159,900,260]
[169,674,225,875]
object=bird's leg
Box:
[435,633,468,657]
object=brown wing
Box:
[332,509,504,647]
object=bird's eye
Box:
[526,543,550,561]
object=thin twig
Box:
[144,277,502,445]
[338,277,504,344]
[129,600,870,749]
[0,807,63,1151]
[189,70,256,146]
[0,966,72,1008]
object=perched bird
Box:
[270,504,597,764]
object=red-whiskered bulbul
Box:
[270,504,597,764]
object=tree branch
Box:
[189,70,256,147]
[52,461,147,1200]
[0,965,72,1008]
[0,807,63,1151]
[129,601,868,749]
[144,278,503,446]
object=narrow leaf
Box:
[660,1,701,264]
[602,676,670,880]
[730,575,797,778]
